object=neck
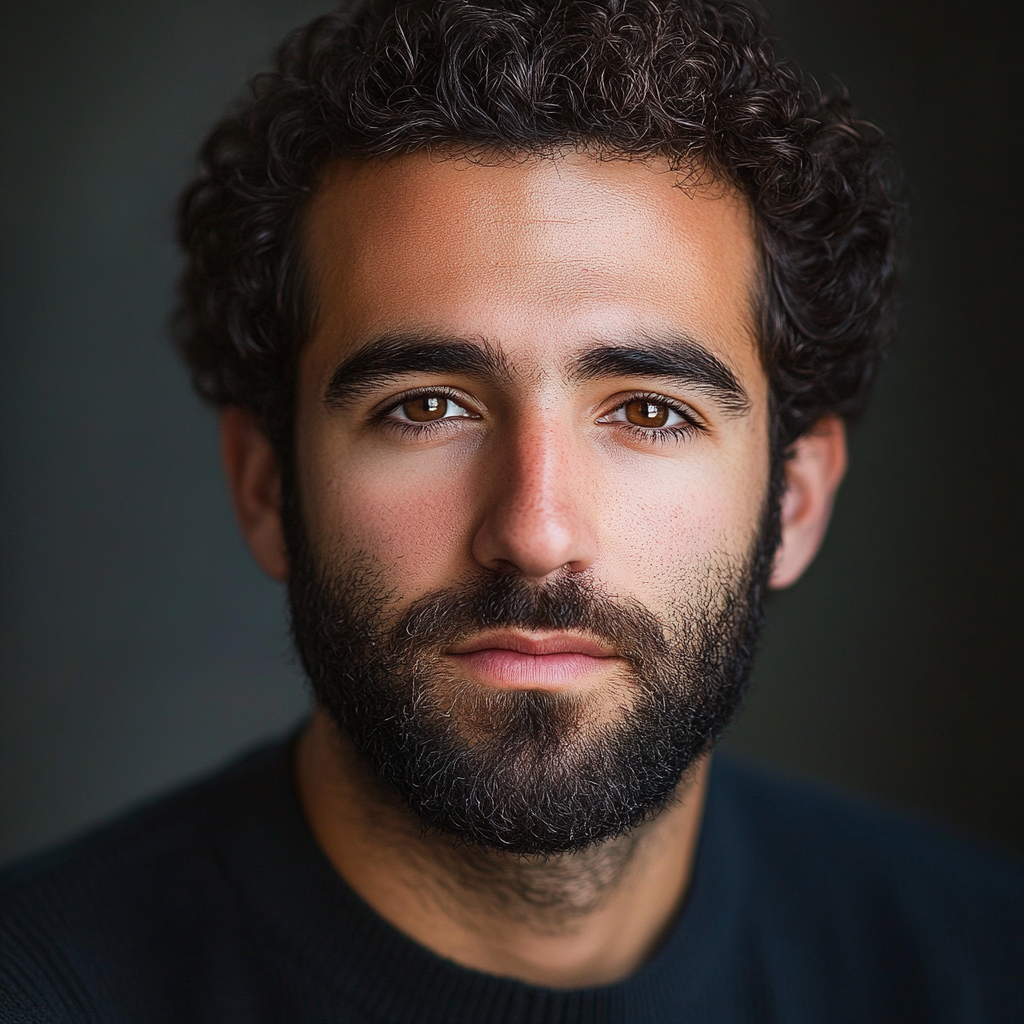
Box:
[296,708,710,988]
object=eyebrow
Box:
[571,337,751,414]
[323,330,751,415]
[323,333,512,409]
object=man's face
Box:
[290,153,773,853]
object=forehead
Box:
[301,152,762,382]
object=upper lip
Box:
[448,630,617,658]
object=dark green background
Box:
[1,0,1021,866]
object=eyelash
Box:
[605,392,706,445]
[374,386,478,438]
[372,388,705,443]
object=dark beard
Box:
[286,481,779,857]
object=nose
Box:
[471,414,598,579]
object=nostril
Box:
[472,500,594,579]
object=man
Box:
[1,0,1020,1020]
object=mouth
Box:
[446,630,622,690]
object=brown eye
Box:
[623,399,669,427]
[402,395,449,422]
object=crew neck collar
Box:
[209,740,753,1023]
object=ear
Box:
[220,406,289,582]
[770,416,847,589]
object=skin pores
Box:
[294,153,771,709]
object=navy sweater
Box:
[1,739,1021,1023]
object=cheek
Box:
[596,444,769,597]
[300,439,480,600]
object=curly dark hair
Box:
[176,0,900,454]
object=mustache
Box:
[390,570,672,673]
[290,543,767,855]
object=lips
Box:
[447,630,620,689]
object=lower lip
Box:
[451,649,618,689]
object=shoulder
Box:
[0,739,293,1022]
[709,754,1024,1021]
[711,753,1023,899]
[0,738,290,900]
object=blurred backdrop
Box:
[1,0,1021,866]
